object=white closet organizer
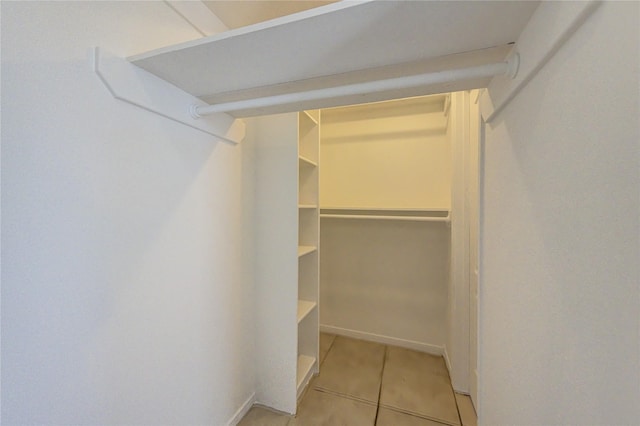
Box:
[296,110,320,398]
[93,0,539,417]
[248,110,320,414]
[318,95,452,355]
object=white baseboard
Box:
[320,324,443,356]
[443,346,469,394]
[227,392,256,426]
[443,345,452,375]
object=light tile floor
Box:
[238,334,477,426]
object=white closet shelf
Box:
[298,246,317,257]
[298,204,318,209]
[296,355,316,398]
[299,156,318,168]
[320,208,450,223]
[127,2,538,117]
[297,300,317,324]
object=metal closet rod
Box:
[190,54,519,117]
[320,213,450,222]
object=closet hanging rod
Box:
[320,214,450,223]
[190,54,519,118]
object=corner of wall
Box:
[163,0,229,36]
[226,393,256,426]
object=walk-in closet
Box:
[318,95,451,354]
[7,1,636,425]
[245,89,481,416]
[116,2,520,412]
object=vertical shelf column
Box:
[296,110,320,398]
[249,112,300,414]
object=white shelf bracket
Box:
[479,1,601,123]
[443,94,451,118]
[91,47,244,145]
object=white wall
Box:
[1,2,255,424]
[319,97,450,352]
[480,2,640,424]
[446,91,471,392]
[467,91,481,407]
[320,219,449,352]
[244,113,299,414]
[320,97,450,209]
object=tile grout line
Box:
[312,336,460,426]
[319,334,337,368]
[326,336,337,361]
[312,386,377,407]
[453,391,464,426]
[378,404,458,426]
[373,345,388,426]
[295,334,339,416]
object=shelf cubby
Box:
[296,110,320,400]
[299,155,318,168]
[296,354,316,398]
[297,245,317,257]
[297,300,317,324]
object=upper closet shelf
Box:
[128,1,539,117]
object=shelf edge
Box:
[298,246,318,257]
[298,155,318,167]
[296,355,316,398]
[320,206,450,213]
[297,300,317,324]
[320,214,450,222]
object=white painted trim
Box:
[163,1,228,36]
[320,325,443,356]
[91,47,244,145]
[472,89,483,105]
[448,91,471,394]
[443,345,453,377]
[443,346,466,394]
[443,94,451,117]
[226,392,256,426]
[480,1,602,123]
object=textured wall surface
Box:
[1,3,255,424]
[480,2,640,424]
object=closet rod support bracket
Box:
[505,53,520,79]
[90,47,244,144]
[190,104,203,119]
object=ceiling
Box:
[203,1,338,30]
